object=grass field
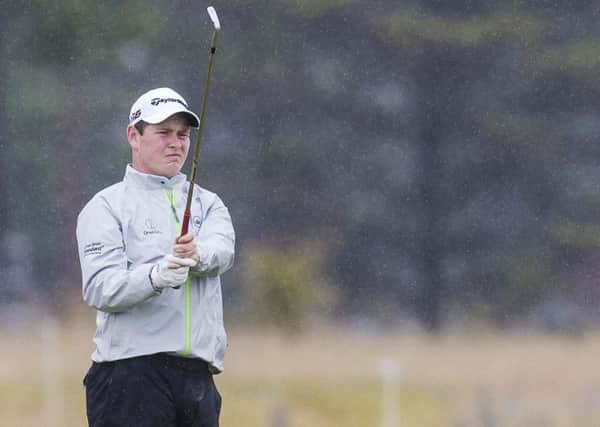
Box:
[2,311,600,426]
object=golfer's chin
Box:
[159,160,183,178]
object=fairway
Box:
[2,313,599,426]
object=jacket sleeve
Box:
[191,194,235,277]
[76,195,157,312]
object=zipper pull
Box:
[171,205,179,224]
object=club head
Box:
[207,6,221,31]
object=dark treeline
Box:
[2,0,600,331]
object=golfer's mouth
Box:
[165,154,182,161]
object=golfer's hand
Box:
[173,233,200,266]
[150,255,196,290]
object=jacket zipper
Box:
[163,188,192,356]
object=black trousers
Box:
[84,353,221,427]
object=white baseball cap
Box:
[128,87,200,128]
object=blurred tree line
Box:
[2,0,600,331]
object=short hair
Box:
[134,121,148,135]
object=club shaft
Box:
[181,28,219,236]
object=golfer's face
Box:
[135,115,191,178]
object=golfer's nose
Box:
[167,135,182,148]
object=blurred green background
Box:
[2,0,600,425]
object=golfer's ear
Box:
[126,125,140,150]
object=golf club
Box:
[180,6,221,237]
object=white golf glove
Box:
[150,255,197,290]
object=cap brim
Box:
[142,106,200,128]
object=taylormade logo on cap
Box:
[129,87,200,128]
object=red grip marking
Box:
[181,210,191,237]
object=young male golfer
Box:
[76,87,235,427]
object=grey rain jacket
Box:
[76,165,235,372]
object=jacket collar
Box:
[124,164,187,191]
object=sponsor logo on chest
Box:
[143,218,163,236]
